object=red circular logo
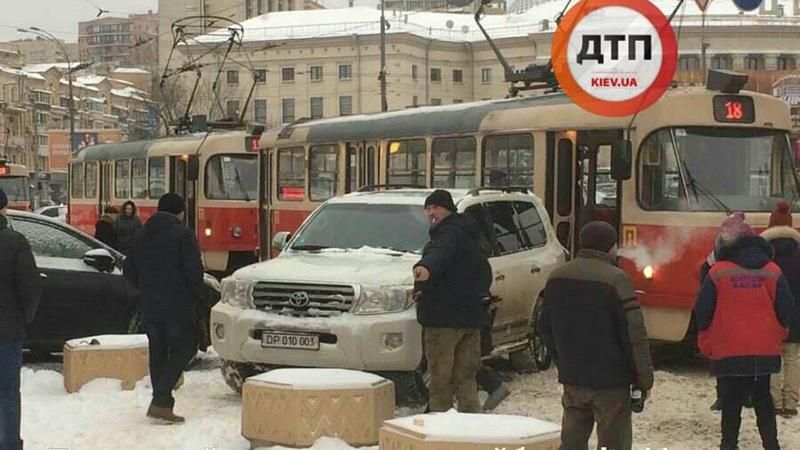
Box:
[551,0,678,117]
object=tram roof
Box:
[73,135,202,162]
[298,94,572,143]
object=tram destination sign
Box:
[712,95,755,124]
[551,0,678,117]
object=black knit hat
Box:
[0,188,6,210]
[424,189,456,212]
[158,193,185,215]
[580,221,618,252]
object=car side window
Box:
[42,208,58,218]
[463,204,496,258]
[513,201,548,249]
[12,218,94,259]
[484,201,523,255]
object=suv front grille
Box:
[252,282,357,317]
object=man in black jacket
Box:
[124,193,204,424]
[539,221,653,450]
[0,189,42,450]
[414,189,486,413]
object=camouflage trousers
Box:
[424,327,481,413]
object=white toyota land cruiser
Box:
[210,188,566,405]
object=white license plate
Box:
[261,332,320,350]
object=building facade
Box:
[79,11,158,67]
[0,37,80,65]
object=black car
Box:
[6,210,220,353]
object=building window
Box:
[481,68,492,83]
[412,95,418,106]
[282,98,295,123]
[431,68,442,83]
[226,100,240,119]
[777,56,797,70]
[338,64,353,80]
[453,99,463,104]
[310,65,323,81]
[282,67,295,82]
[339,96,353,116]
[678,55,700,71]
[310,97,324,119]
[227,70,239,84]
[254,69,267,83]
[254,99,267,124]
[711,55,732,70]
[309,145,338,201]
[452,69,463,83]
[431,98,442,106]
[745,55,764,70]
[277,147,305,201]
[412,64,418,81]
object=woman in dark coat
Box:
[761,201,800,418]
[114,200,142,256]
[94,214,117,249]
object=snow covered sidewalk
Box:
[19,357,800,450]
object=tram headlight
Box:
[643,265,655,280]
[353,286,414,315]
[221,278,255,308]
[204,227,212,237]
[231,226,243,238]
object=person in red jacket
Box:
[694,212,795,450]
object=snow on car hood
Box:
[233,246,418,287]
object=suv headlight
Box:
[220,278,255,308]
[353,286,414,315]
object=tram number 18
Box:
[725,101,744,120]
[713,95,754,124]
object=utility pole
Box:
[30,95,40,209]
[700,10,707,84]
[379,0,388,112]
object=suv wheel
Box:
[377,370,429,408]
[509,297,552,372]
[221,360,264,393]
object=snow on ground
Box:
[20,352,800,450]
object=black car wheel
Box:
[530,299,552,371]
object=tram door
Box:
[576,130,625,235]
[344,141,378,191]
[99,162,113,214]
[170,156,197,231]
[546,132,578,252]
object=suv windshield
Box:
[290,203,430,254]
[639,127,799,212]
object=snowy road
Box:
[21,351,800,450]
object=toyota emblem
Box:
[288,291,311,308]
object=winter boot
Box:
[781,408,798,418]
[147,404,185,424]
[483,384,511,411]
[710,399,721,411]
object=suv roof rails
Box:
[466,186,532,196]
[357,184,427,192]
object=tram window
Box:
[513,201,547,248]
[485,200,523,254]
[346,145,357,193]
[277,147,305,201]
[205,154,258,201]
[131,159,147,199]
[482,134,534,187]
[148,158,166,199]
[432,137,476,189]
[387,139,426,186]
[71,163,84,198]
[115,160,130,199]
[84,162,97,198]
[309,145,339,201]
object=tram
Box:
[0,159,31,211]
[68,129,261,275]
[257,70,797,343]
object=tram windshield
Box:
[289,203,429,254]
[0,176,30,203]
[639,127,799,212]
[205,154,258,201]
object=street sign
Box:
[551,0,678,117]
[732,0,763,11]
[694,0,712,12]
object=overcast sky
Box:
[0,0,158,43]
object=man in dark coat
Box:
[0,189,43,450]
[761,202,800,418]
[539,221,653,450]
[115,200,142,255]
[414,189,486,413]
[695,214,795,450]
[124,193,204,424]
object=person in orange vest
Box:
[694,212,795,450]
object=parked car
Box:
[5,210,220,353]
[33,205,67,223]
[211,188,567,405]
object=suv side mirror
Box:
[83,248,116,273]
[271,231,291,251]
[611,139,632,181]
